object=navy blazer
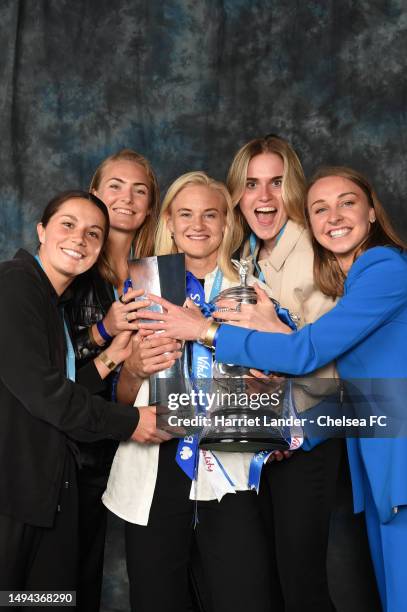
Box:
[216,246,407,523]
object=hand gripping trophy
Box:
[199,259,301,452]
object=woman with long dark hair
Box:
[0,191,160,591]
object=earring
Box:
[170,232,174,239]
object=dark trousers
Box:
[259,438,343,612]
[75,438,118,612]
[0,453,78,609]
[76,463,110,612]
[125,440,271,612]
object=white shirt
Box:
[103,267,268,525]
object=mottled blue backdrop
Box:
[0,2,403,610]
[1,0,406,261]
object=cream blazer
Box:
[241,220,336,327]
[241,220,338,409]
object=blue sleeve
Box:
[215,248,407,374]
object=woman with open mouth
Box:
[224,135,342,611]
[103,171,274,612]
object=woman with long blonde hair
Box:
[66,149,176,612]
[225,135,341,611]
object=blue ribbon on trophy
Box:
[176,270,232,484]
[248,379,304,492]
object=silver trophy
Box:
[212,259,257,378]
[199,259,297,452]
[127,254,188,406]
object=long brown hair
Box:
[226,135,307,239]
[90,148,160,286]
[307,166,406,298]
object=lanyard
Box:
[209,268,223,302]
[185,268,223,317]
[249,223,287,280]
[34,254,76,382]
[113,278,132,302]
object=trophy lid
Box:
[213,259,257,304]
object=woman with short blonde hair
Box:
[155,170,243,280]
[104,170,272,612]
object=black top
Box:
[66,266,121,468]
[68,266,116,365]
[0,250,139,527]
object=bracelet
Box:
[96,320,112,342]
[98,351,117,371]
[200,321,221,349]
[88,325,99,347]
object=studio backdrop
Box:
[1,0,406,260]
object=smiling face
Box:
[239,152,288,249]
[37,198,106,294]
[307,175,376,272]
[93,159,150,234]
[167,184,227,271]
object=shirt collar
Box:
[256,220,305,271]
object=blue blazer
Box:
[216,247,407,523]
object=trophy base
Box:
[199,436,290,453]
[198,407,290,452]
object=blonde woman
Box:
[103,172,272,612]
[67,149,175,611]
[218,135,342,611]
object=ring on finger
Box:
[124,312,129,322]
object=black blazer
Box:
[66,265,121,468]
[0,250,139,527]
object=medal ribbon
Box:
[248,379,304,492]
[35,254,76,381]
[177,270,235,498]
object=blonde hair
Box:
[227,135,307,236]
[90,148,160,286]
[155,171,242,281]
[307,166,406,298]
